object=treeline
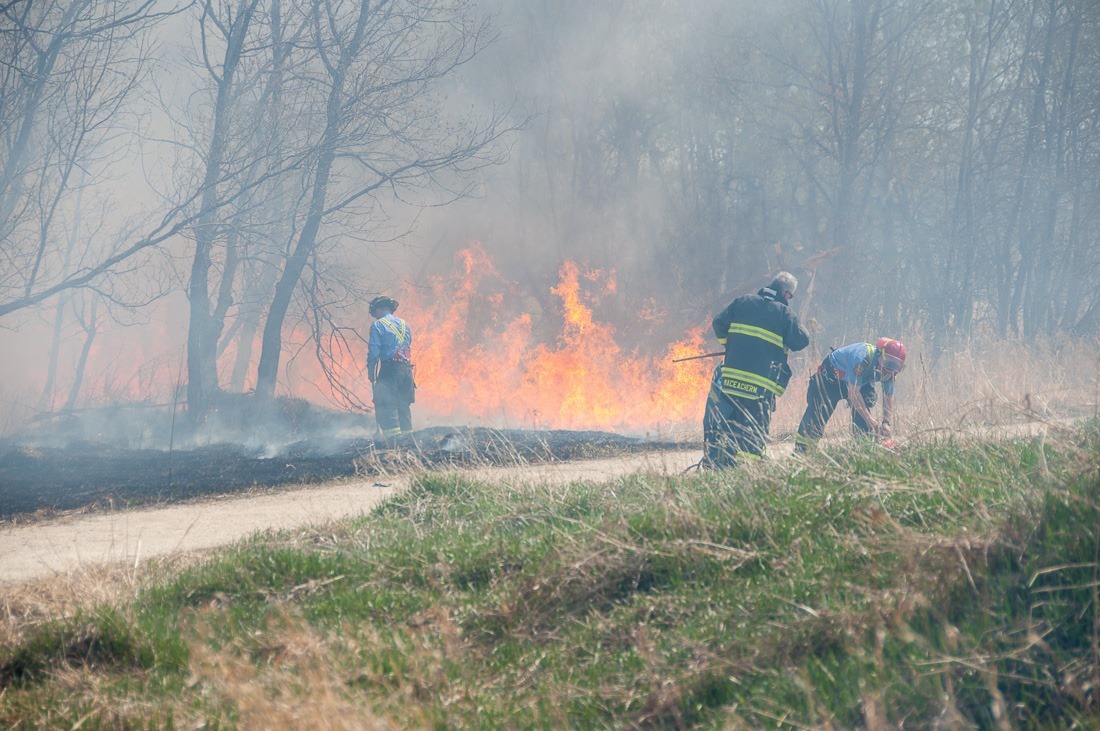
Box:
[0,0,512,421]
[2,0,1097,422]
[446,0,1100,350]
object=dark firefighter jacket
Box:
[712,287,810,400]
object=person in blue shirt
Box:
[793,338,907,453]
[367,295,414,440]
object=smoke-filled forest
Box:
[2,5,1100,726]
[1,0,1098,440]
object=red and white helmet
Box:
[876,337,907,377]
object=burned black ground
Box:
[0,427,693,520]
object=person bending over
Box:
[793,338,906,453]
[703,272,810,468]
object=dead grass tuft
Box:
[0,553,203,646]
[476,507,757,642]
[184,607,400,730]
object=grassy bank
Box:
[2,422,1098,729]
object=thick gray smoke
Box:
[1,0,1098,445]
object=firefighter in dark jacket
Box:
[367,295,415,441]
[703,272,810,468]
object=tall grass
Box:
[766,336,1100,444]
[1,422,1097,729]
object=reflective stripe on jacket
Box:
[367,314,412,375]
[711,287,810,400]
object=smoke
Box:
[2,0,1098,445]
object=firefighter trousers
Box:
[703,370,772,468]
[373,362,414,438]
[794,367,876,453]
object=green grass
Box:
[2,421,1098,729]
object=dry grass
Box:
[0,553,204,647]
[767,336,1100,441]
[1,339,1097,729]
[902,336,1099,430]
[181,607,399,730]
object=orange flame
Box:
[399,244,713,431]
[36,244,714,434]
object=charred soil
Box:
[0,427,692,520]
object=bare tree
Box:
[771,0,935,328]
[0,0,183,318]
[252,0,512,401]
[182,0,269,421]
[59,290,100,413]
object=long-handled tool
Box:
[671,351,724,363]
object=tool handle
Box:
[671,351,725,363]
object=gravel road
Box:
[0,450,702,586]
[2,417,1067,588]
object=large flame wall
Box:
[400,244,713,431]
[13,244,716,435]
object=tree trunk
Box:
[254,145,337,400]
[62,295,98,414]
[38,292,69,412]
[254,0,374,401]
[185,0,261,424]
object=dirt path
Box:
[2,416,1072,588]
[0,450,702,586]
